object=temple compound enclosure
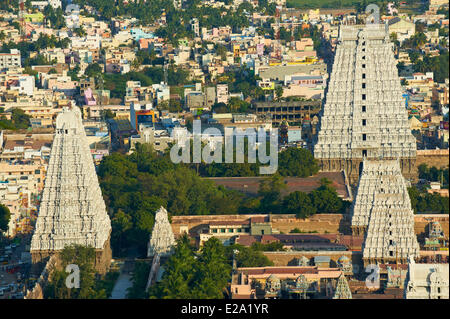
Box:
[351,159,420,266]
[30,107,112,274]
[313,24,416,185]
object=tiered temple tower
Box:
[313,24,416,184]
[351,159,419,266]
[147,206,176,257]
[333,274,352,299]
[30,107,112,273]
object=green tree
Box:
[309,185,344,214]
[230,244,274,268]
[258,174,286,214]
[282,191,317,218]
[149,234,198,299]
[84,63,103,78]
[44,245,108,299]
[0,204,11,233]
[278,148,319,177]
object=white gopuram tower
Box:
[147,206,176,257]
[313,24,416,184]
[333,274,352,299]
[351,159,419,266]
[31,107,112,273]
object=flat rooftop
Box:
[205,172,351,199]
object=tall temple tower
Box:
[31,107,112,273]
[351,159,419,266]
[313,24,416,184]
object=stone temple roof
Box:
[31,107,112,252]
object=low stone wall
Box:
[171,214,449,237]
[416,149,449,169]
[263,251,363,268]
[171,214,268,235]
[271,214,351,234]
[24,255,58,299]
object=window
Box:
[362,119,366,126]
[389,251,394,257]
[362,64,366,68]
[362,150,367,157]
[362,55,366,60]
[362,105,366,112]
[362,134,367,141]
[362,83,366,89]
[362,94,366,100]
[221,229,226,233]
[362,73,366,79]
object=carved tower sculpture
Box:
[313,24,416,184]
[351,159,420,265]
[30,107,112,273]
[147,206,176,257]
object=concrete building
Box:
[0,49,21,70]
[216,84,229,104]
[387,18,415,43]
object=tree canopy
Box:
[148,236,231,299]
[0,204,11,233]
[44,245,118,299]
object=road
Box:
[109,259,135,299]
[0,236,30,299]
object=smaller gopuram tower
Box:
[147,206,176,257]
[351,159,420,266]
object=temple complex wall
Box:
[319,158,417,185]
[25,255,58,299]
[416,149,449,169]
[263,251,362,267]
[171,214,449,237]
[31,234,112,275]
[271,214,351,234]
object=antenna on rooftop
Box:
[96,74,105,121]
[164,60,168,85]
[19,0,26,42]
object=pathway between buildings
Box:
[109,259,135,299]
